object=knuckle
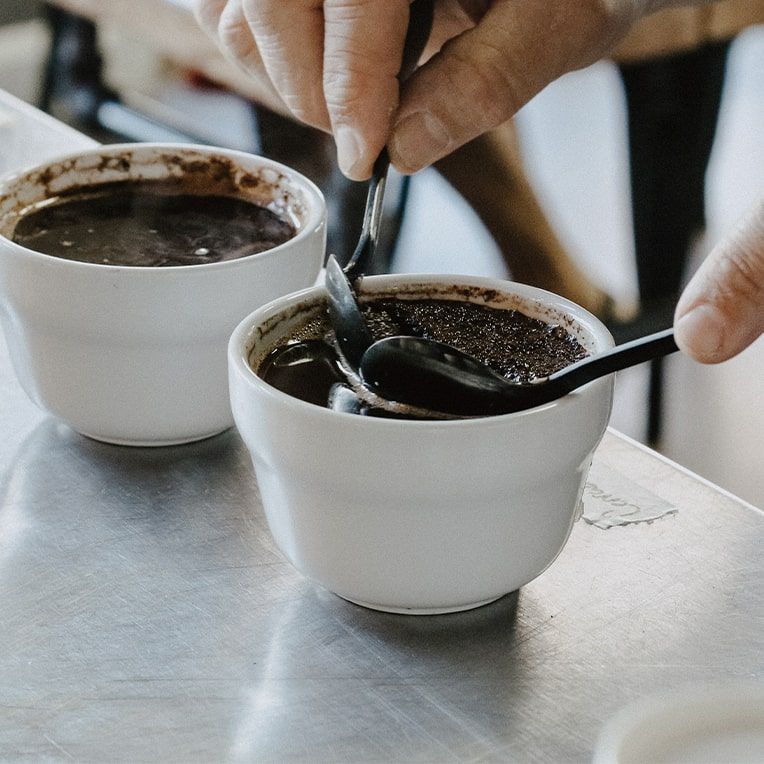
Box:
[324,59,394,117]
[323,79,368,122]
[567,0,632,38]
[444,43,520,125]
[325,0,403,24]
[284,98,323,128]
[240,0,275,25]
[715,202,764,305]
[324,0,367,24]
[719,247,763,304]
[217,2,249,50]
[192,0,215,34]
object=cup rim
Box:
[0,142,326,274]
[229,273,615,429]
[592,681,764,764]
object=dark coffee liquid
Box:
[12,181,296,266]
[257,298,588,419]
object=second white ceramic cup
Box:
[0,143,326,446]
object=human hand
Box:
[195,0,436,176]
[195,1,648,180]
[194,0,291,118]
[388,0,649,175]
[674,200,764,363]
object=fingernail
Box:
[334,126,364,179]
[674,303,725,362]
[391,111,452,171]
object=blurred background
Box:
[0,0,762,505]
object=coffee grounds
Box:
[257,297,588,418]
[362,298,587,383]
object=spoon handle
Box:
[550,327,678,395]
[344,0,434,280]
[345,151,390,280]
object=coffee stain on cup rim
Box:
[0,146,308,239]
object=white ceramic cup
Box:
[593,682,764,763]
[0,143,326,446]
[229,274,614,614]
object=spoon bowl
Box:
[360,329,678,417]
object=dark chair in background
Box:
[610,0,764,442]
[617,40,732,443]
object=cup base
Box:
[78,426,231,448]
[337,592,509,615]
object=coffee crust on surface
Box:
[254,293,590,418]
[361,298,587,383]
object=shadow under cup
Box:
[229,275,615,614]
[0,143,326,446]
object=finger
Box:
[323,0,411,180]
[389,0,635,173]
[422,0,480,62]
[194,0,227,38]
[211,0,289,116]
[241,0,330,132]
[674,199,764,363]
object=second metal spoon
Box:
[359,328,679,417]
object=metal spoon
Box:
[325,0,434,371]
[359,328,679,417]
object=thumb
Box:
[674,199,764,363]
[388,0,637,173]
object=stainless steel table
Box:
[1,92,762,762]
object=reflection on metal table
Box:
[1,91,762,762]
